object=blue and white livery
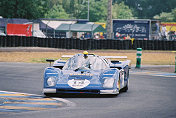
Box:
[43,53,130,95]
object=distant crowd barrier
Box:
[0,36,176,50]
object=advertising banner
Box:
[7,24,32,36]
[113,20,150,40]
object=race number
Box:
[68,79,90,89]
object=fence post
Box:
[175,55,176,73]
[136,48,142,68]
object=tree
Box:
[117,0,176,19]
[153,8,176,22]
[153,12,173,22]
[172,8,176,22]
[69,0,87,19]
[45,4,70,19]
[112,2,134,19]
[0,0,176,21]
[0,0,49,19]
[89,0,107,22]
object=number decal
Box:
[68,79,90,89]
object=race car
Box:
[43,51,130,96]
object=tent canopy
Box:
[56,24,106,33]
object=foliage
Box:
[45,5,70,19]
[153,13,173,22]
[76,0,134,22]
[112,2,134,19]
[0,0,49,19]
[117,0,176,19]
[0,0,175,22]
[153,8,176,22]
[172,8,176,22]
[89,0,107,22]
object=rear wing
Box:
[61,55,131,69]
[102,56,127,59]
[61,55,127,59]
[61,55,74,58]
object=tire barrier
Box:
[0,36,176,50]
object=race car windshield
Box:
[63,54,108,70]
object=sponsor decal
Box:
[68,79,90,89]
[69,73,93,76]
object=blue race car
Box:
[43,52,130,95]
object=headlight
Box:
[103,78,114,88]
[47,77,56,87]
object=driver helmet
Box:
[83,51,88,58]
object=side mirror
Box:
[46,59,55,67]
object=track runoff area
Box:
[0,91,74,114]
[0,49,175,114]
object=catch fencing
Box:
[0,36,175,50]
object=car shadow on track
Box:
[43,90,127,98]
[43,93,119,98]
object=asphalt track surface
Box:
[0,62,176,118]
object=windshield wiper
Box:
[74,66,90,71]
[74,68,80,71]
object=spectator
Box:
[126,34,131,40]
[100,35,104,39]
[80,34,84,40]
[84,33,91,39]
[169,31,176,41]
[94,34,99,39]
[161,25,167,40]
[155,21,160,40]
[115,32,121,40]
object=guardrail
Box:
[0,36,175,50]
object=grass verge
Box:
[0,49,175,65]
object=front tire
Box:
[121,80,128,92]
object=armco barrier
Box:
[0,36,176,50]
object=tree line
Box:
[0,0,175,22]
